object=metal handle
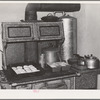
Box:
[47,13,53,16]
[53,11,66,17]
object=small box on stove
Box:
[47,62,70,72]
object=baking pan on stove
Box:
[3,62,45,80]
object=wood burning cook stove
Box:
[1,21,76,89]
[0,3,99,89]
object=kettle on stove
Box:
[84,54,100,69]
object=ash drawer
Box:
[46,79,68,89]
[33,82,47,89]
[15,84,32,89]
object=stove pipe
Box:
[25,3,81,21]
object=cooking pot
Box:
[43,48,61,64]
[41,13,59,22]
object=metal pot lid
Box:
[41,13,59,22]
[59,15,77,20]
